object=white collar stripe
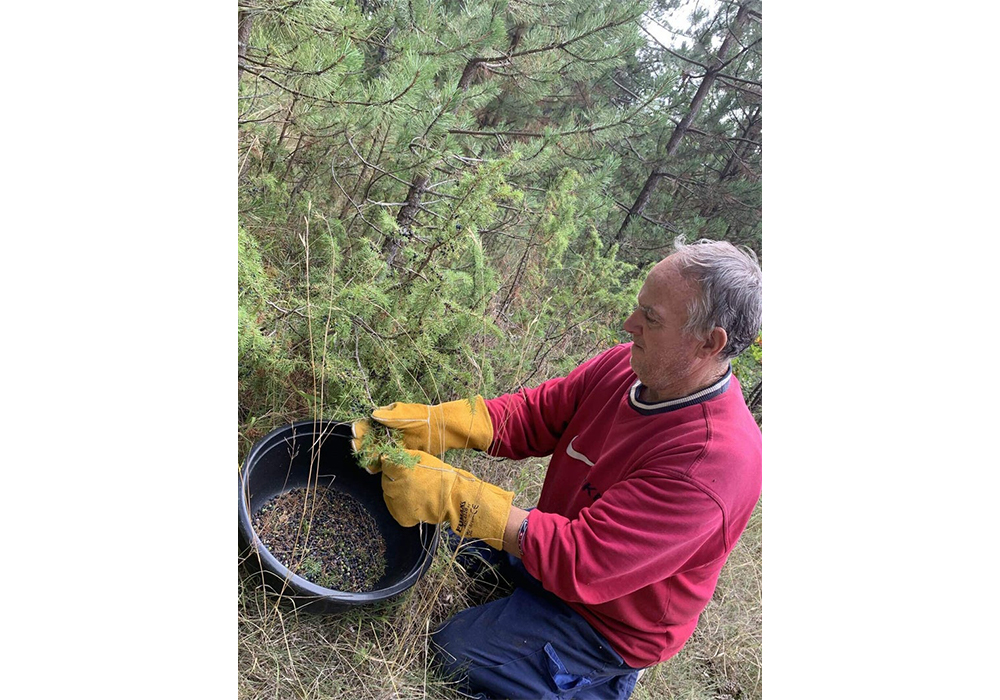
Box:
[629,368,732,413]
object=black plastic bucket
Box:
[238,419,439,613]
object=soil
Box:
[251,485,387,593]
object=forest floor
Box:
[238,452,762,700]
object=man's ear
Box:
[697,327,728,359]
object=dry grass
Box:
[238,449,762,700]
[238,543,487,699]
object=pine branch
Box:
[717,71,761,87]
[328,160,388,239]
[611,76,642,102]
[716,38,762,74]
[238,109,284,125]
[612,199,682,233]
[449,64,675,140]
[716,77,762,100]
[240,65,421,108]
[558,44,619,65]
[620,137,653,166]
[339,130,430,193]
[455,6,645,88]
[639,25,712,72]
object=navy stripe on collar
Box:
[628,366,732,415]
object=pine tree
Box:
[237,0,761,441]
[609,0,761,262]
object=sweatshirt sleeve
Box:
[520,465,725,606]
[484,348,611,459]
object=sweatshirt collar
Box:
[628,366,732,415]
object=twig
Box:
[238,109,284,125]
[354,334,375,405]
[266,300,307,318]
[240,65,421,108]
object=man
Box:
[354,238,762,699]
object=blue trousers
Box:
[430,535,641,700]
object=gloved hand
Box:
[381,450,513,549]
[351,396,494,459]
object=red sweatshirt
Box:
[485,343,762,668]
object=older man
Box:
[359,238,762,699]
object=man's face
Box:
[622,256,705,394]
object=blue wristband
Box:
[516,516,529,556]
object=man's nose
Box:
[623,310,640,335]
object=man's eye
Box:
[636,304,659,326]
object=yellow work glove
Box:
[381,450,513,550]
[351,396,494,458]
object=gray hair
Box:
[671,237,762,360]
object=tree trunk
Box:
[238,11,253,80]
[619,170,664,233]
[615,2,753,241]
[720,105,761,182]
[381,54,485,267]
[383,173,429,268]
[457,58,484,91]
[747,380,762,411]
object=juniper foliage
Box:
[238,0,762,455]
